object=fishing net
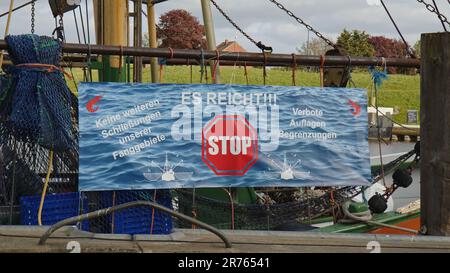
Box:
[1,35,75,151]
[172,150,417,230]
[0,35,78,224]
[81,190,173,234]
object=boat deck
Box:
[1,226,450,253]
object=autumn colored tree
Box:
[368,36,410,73]
[157,9,206,49]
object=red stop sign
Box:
[202,115,258,176]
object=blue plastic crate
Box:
[20,192,88,230]
[89,190,173,235]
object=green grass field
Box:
[68,65,420,124]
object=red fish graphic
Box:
[86,96,103,113]
[348,99,361,117]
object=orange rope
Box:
[244,61,249,85]
[15,63,73,79]
[263,51,268,85]
[292,53,297,86]
[319,55,325,87]
[223,188,235,230]
[159,63,164,82]
[159,48,174,83]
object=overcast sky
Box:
[0,0,448,53]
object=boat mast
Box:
[93,0,128,82]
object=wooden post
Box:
[421,32,450,236]
[133,0,143,83]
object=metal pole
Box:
[147,1,159,83]
[0,40,421,68]
[102,0,128,82]
[200,0,220,83]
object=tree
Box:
[413,39,421,58]
[336,29,375,57]
[157,9,206,49]
[297,38,333,55]
[368,36,409,73]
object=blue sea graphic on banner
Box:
[78,83,371,191]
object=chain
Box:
[267,0,337,50]
[209,0,272,52]
[31,1,35,34]
[380,0,417,58]
[59,15,65,42]
[416,0,450,27]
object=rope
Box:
[189,60,193,84]
[111,191,116,233]
[205,61,209,84]
[340,201,418,234]
[212,50,220,83]
[263,51,268,85]
[319,55,325,87]
[3,34,76,151]
[118,45,124,81]
[78,5,88,44]
[380,0,417,58]
[369,103,418,132]
[0,0,15,72]
[85,0,93,81]
[229,51,240,85]
[223,188,235,230]
[346,56,356,88]
[73,9,82,45]
[192,187,197,229]
[158,47,173,83]
[15,63,73,79]
[291,53,297,86]
[199,49,205,83]
[370,61,388,186]
[8,139,17,225]
[244,62,249,85]
[150,190,157,235]
[37,148,54,226]
[329,189,337,223]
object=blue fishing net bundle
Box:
[0,34,75,151]
[0,35,79,213]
